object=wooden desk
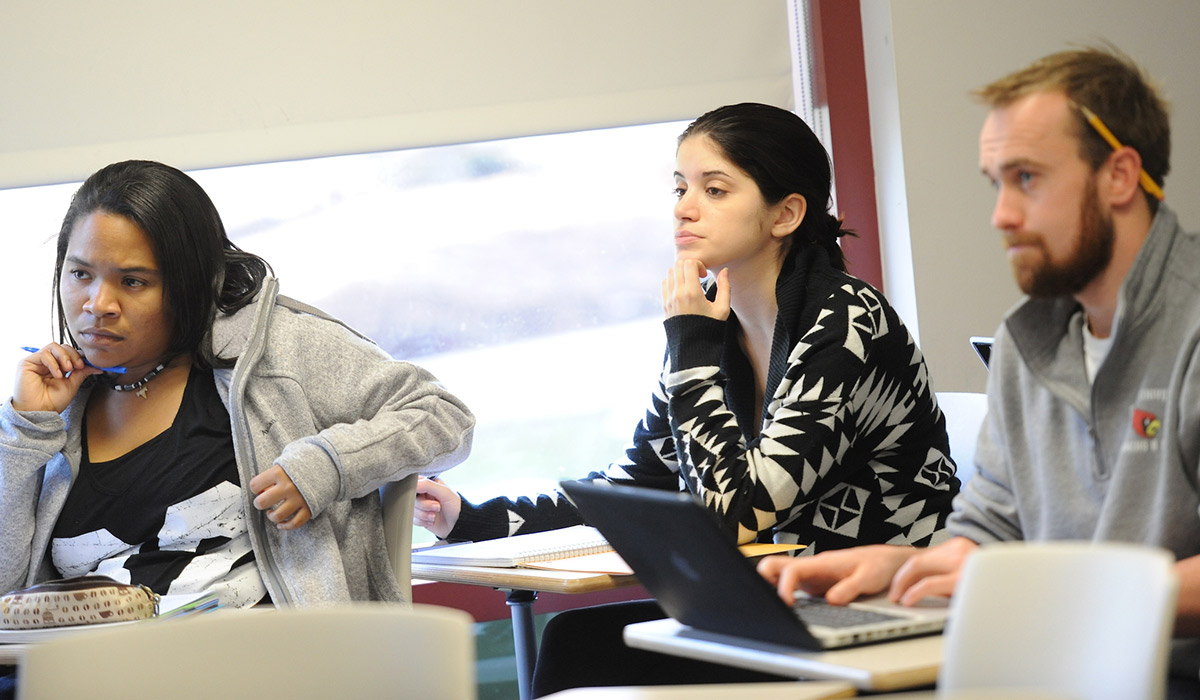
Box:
[541,680,857,699]
[623,617,943,692]
[0,621,145,667]
[411,562,636,594]
[412,562,639,700]
[0,644,27,665]
[0,601,251,669]
[543,686,1074,699]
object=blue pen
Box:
[20,346,127,374]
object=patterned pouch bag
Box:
[0,575,160,629]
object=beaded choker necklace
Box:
[105,362,168,399]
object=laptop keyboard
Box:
[793,598,902,628]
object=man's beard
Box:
[1016,178,1115,298]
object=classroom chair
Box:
[18,603,476,700]
[381,473,418,600]
[934,391,988,487]
[939,541,1178,700]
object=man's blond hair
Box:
[975,46,1170,210]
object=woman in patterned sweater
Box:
[416,103,958,554]
[417,104,960,695]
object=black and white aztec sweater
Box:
[450,244,959,552]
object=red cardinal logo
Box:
[1133,409,1161,439]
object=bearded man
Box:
[758,46,1200,696]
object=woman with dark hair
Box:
[0,160,474,610]
[415,104,957,694]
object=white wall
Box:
[860,0,1200,392]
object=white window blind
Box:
[788,0,836,205]
[0,0,793,189]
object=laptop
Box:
[560,480,948,650]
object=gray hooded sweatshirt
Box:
[0,278,474,605]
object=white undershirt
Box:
[1082,315,1116,384]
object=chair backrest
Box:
[939,542,1178,700]
[19,603,476,700]
[935,391,988,487]
[381,473,418,601]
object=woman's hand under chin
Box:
[661,259,730,321]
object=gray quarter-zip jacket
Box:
[950,204,1200,675]
[0,278,474,605]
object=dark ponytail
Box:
[812,212,853,272]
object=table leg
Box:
[506,589,538,700]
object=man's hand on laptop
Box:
[888,536,978,606]
[758,545,919,606]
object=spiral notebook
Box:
[410,525,612,567]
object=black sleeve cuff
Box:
[446,495,509,542]
[664,314,726,373]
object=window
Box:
[2,121,687,545]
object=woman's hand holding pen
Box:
[662,259,730,321]
[413,476,461,539]
[12,343,103,413]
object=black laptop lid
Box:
[560,480,821,648]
